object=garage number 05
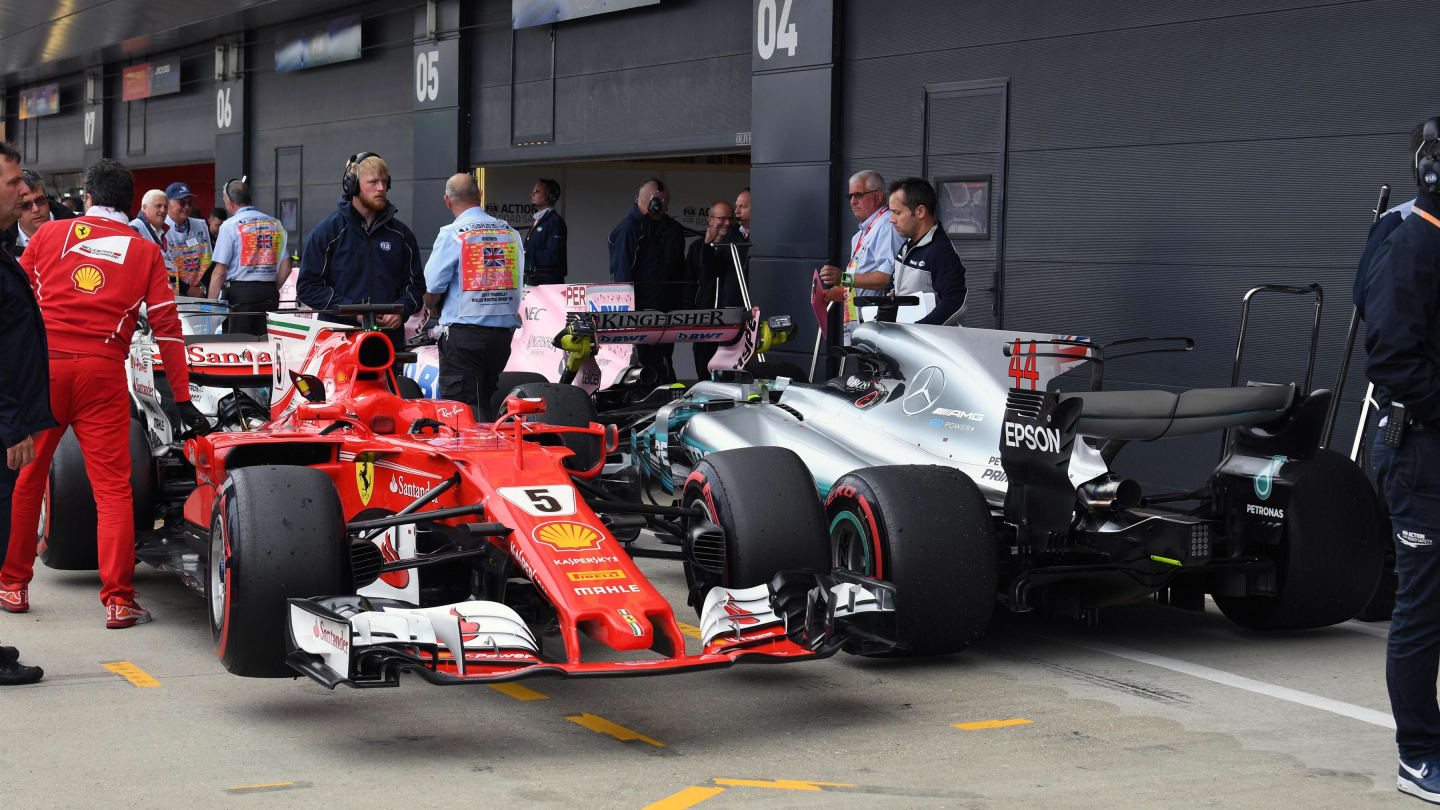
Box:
[756,0,799,60]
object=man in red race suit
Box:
[0,159,208,628]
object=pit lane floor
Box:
[0,545,1412,809]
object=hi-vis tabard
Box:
[452,223,521,321]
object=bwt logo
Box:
[588,302,627,312]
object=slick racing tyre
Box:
[680,447,828,610]
[1214,449,1386,631]
[38,428,98,570]
[206,465,346,677]
[508,381,603,472]
[395,375,425,400]
[490,371,549,419]
[40,420,155,570]
[825,465,996,656]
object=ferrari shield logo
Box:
[355,459,376,506]
[73,223,91,239]
[533,521,601,551]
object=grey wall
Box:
[247,1,418,254]
[839,0,1434,488]
[470,0,751,165]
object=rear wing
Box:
[567,307,750,346]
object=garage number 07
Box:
[756,0,799,60]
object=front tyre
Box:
[680,447,828,608]
[825,465,996,656]
[206,465,347,677]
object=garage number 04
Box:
[756,0,799,60]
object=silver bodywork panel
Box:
[658,322,1108,503]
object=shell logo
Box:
[72,265,105,294]
[533,521,602,552]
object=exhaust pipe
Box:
[1077,473,1141,511]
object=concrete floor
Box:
[0,550,1415,809]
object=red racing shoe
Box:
[0,584,28,613]
[104,597,152,629]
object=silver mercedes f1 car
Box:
[596,286,1385,655]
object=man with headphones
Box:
[298,153,423,343]
[608,177,686,382]
[524,178,567,285]
[208,178,290,335]
[1366,116,1440,804]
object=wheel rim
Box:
[829,510,874,576]
[208,513,227,629]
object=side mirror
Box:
[289,370,327,403]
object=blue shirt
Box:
[850,206,905,296]
[212,206,288,282]
[423,206,524,328]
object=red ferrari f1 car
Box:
[91,305,893,686]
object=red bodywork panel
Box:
[188,321,820,680]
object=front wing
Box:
[285,571,896,688]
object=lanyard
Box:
[852,211,885,263]
[1414,206,1440,231]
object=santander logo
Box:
[313,619,349,653]
[389,476,428,498]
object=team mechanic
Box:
[0,159,207,628]
[423,173,523,420]
[207,178,290,335]
[1365,116,1440,805]
[297,152,423,351]
[883,177,967,326]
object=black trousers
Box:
[438,324,514,421]
[525,270,565,286]
[1377,428,1440,761]
[691,342,718,381]
[634,343,676,384]
[223,280,279,336]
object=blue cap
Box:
[165,182,194,200]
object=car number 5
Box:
[524,488,562,513]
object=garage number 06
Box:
[215,87,233,129]
[756,0,798,61]
[415,50,439,103]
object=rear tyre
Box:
[825,465,995,656]
[38,429,99,571]
[1214,449,1386,631]
[206,465,347,677]
[128,418,156,533]
[491,371,550,418]
[395,375,425,400]
[509,382,603,472]
[681,447,828,609]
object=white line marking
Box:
[1341,620,1390,639]
[1071,639,1396,730]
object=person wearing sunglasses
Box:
[818,170,905,341]
[4,170,74,259]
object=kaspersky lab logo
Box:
[1254,455,1287,500]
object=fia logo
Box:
[379,241,392,251]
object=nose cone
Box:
[581,609,653,651]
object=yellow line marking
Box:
[488,682,548,701]
[676,622,702,639]
[712,778,855,791]
[225,781,313,794]
[953,718,1033,730]
[566,712,664,747]
[642,786,726,810]
[101,661,160,688]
